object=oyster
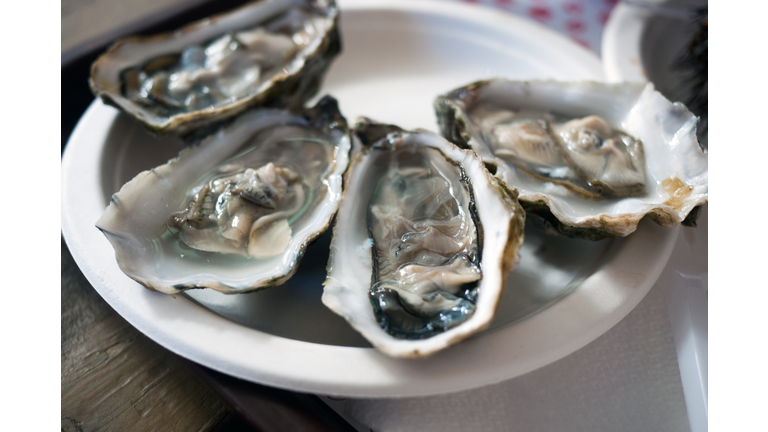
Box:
[435,79,708,240]
[90,0,340,135]
[96,96,351,294]
[322,120,525,358]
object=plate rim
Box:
[602,2,650,82]
[62,0,678,398]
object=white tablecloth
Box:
[322,272,691,431]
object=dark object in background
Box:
[673,7,707,149]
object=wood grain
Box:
[61,238,242,431]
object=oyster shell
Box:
[322,120,525,358]
[96,96,351,294]
[435,79,708,240]
[90,0,340,135]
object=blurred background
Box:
[62,0,619,64]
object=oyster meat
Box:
[436,79,708,239]
[169,162,306,259]
[471,108,646,199]
[323,120,525,358]
[90,0,340,135]
[96,96,351,294]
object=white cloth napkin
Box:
[324,279,690,432]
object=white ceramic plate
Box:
[61,0,677,397]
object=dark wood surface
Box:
[61,237,357,431]
[61,238,246,431]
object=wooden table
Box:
[61,238,237,431]
[62,235,357,431]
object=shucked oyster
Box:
[470,108,647,199]
[436,79,708,240]
[323,120,525,358]
[97,96,351,294]
[90,0,340,135]
[168,162,306,259]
